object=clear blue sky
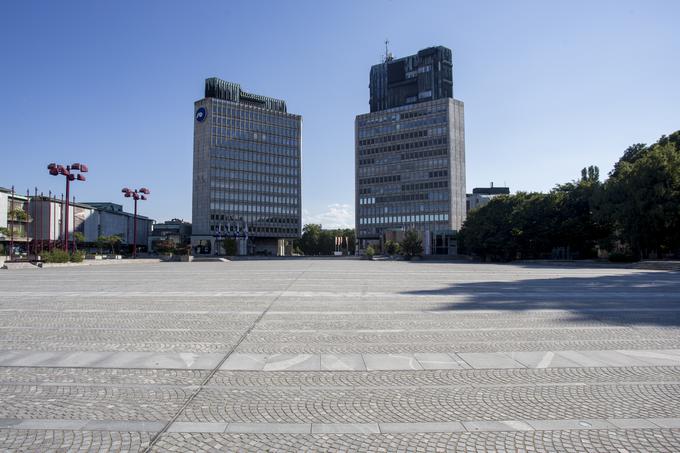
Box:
[1,0,678,228]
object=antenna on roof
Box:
[384,39,393,63]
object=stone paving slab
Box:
[456,352,526,369]
[363,353,424,371]
[219,353,267,371]
[312,423,381,434]
[262,354,320,371]
[166,422,228,433]
[148,429,680,452]
[0,351,224,369]
[6,417,680,434]
[320,353,366,371]
[379,422,466,433]
[226,423,311,434]
[4,349,677,371]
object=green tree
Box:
[384,240,400,255]
[295,225,356,255]
[458,195,518,261]
[8,208,29,222]
[154,239,176,255]
[73,232,85,244]
[298,224,322,255]
[365,244,375,258]
[222,237,238,256]
[601,131,680,258]
[96,235,123,254]
[400,230,423,258]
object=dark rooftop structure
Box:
[369,46,453,112]
[204,77,287,113]
[472,186,511,195]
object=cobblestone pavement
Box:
[1,260,679,452]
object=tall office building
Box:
[192,78,302,256]
[355,46,466,255]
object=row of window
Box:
[357,100,448,127]
[210,214,297,223]
[359,132,448,156]
[210,164,298,179]
[359,129,428,147]
[208,202,298,215]
[209,224,298,236]
[405,64,432,79]
[359,137,448,157]
[212,116,299,139]
[360,201,450,217]
[210,191,298,206]
[213,128,297,148]
[358,158,449,177]
[212,102,298,129]
[213,136,298,158]
[358,114,447,140]
[359,192,428,205]
[211,149,298,169]
[359,213,450,225]
[376,192,428,204]
[428,170,448,178]
[401,147,448,161]
[358,174,401,185]
[210,180,298,196]
[402,180,449,192]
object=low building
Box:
[0,188,153,256]
[466,185,510,213]
[149,219,192,251]
[81,202,153,249]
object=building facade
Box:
[466,185,510,213]
[192,78,302,256]
[0,188,152,256]
[355,46,466,255]
[149,219,192,251]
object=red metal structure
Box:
[121,187,150,258]
[47,163,88,253]
[9,186,14,260]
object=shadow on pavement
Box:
[401,271,680,327]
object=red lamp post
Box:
[121,187,150,258]
[47,163,88,252]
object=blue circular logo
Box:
[195,107,206,122]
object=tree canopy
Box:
[295,224,355,255]
[459,130,680,261]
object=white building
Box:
[0,188,153,255]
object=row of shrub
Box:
[42,250,85,263]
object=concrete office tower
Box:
[355,46,466,255]
[192,78,302,256]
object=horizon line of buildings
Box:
[3,44,508,258]
[191,44,508,256]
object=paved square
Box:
[1,259,679,451]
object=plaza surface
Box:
[1,259,679,452]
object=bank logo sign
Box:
[195,107,206,122]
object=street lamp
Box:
[47,163,88,253]
[121,187,150,258]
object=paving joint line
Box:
[141,263,312,453]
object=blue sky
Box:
[1,0,679,228]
